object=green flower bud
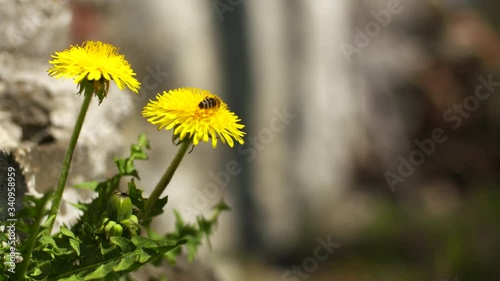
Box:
[129,215,138,225]
[109,224,123,237]
[104,220,117,239]
[107,191,133,222]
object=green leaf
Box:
[114,134,151,178]
[110,236,132,251]
[197,216,213,236]
[42,215,56,229]
[187,239,200,262]
[82,223,94,237]
[128,179,145,210]
[113,254,137,271]
[23,134,209,281]
[148,196,169,218]
[31,267,43,276]
[59,274,84,281]
[157,240,187,254]
[136,249,152,263]
[137,134,150,151]
[69,201,88,211]
[60,225,77,239]
[173,210,185,230]
[77,175,121,226]
[115,158,139,178]
[84,261,118,280]
[131,236,158,249]
[130,134,150,161]
[39,233,58,249]
[70,238,81,256]
[73,180,99,191]
[100,243,115,255]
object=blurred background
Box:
[2,0,500,280]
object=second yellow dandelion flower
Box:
[143,88,245,148]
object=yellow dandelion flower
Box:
[143,88,245,148]
[48,40,140,103]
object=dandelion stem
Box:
[48,90,93,232]
[144,140,191,218]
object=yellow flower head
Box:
[48,40,140,103]
[143,88,245,148]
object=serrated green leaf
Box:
[130,134,150,160]
[77,175,122,227]
[130,145,148,160]
[20,134,211,281]
[115,158,139,178]
[70,238,81,256]
[112,135,150,178]
[136,248,152,263]
[156,238,186,248]
[186,239,200,262]
[131,236,158,249]
[100,243,116,256]
[137,134,150,150]
[84,261,118,280]
[197,216,213,236]
[112,254,137,271]
[110,236,132,251]
[128,179,145,209]
[150,196,169,217]
[173,210,184,230]
[60,225,77,239]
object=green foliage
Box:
[164,201,230,264]
[15,135,228,281]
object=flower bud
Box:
[109,224,123,237]
[104,220,117,238]
[107,191,133,222]
[129,215,138,225]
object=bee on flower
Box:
[143,88,245,148]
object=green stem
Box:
[48,91,93,232]
[144,141,191,218]
[17,195,50,281]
